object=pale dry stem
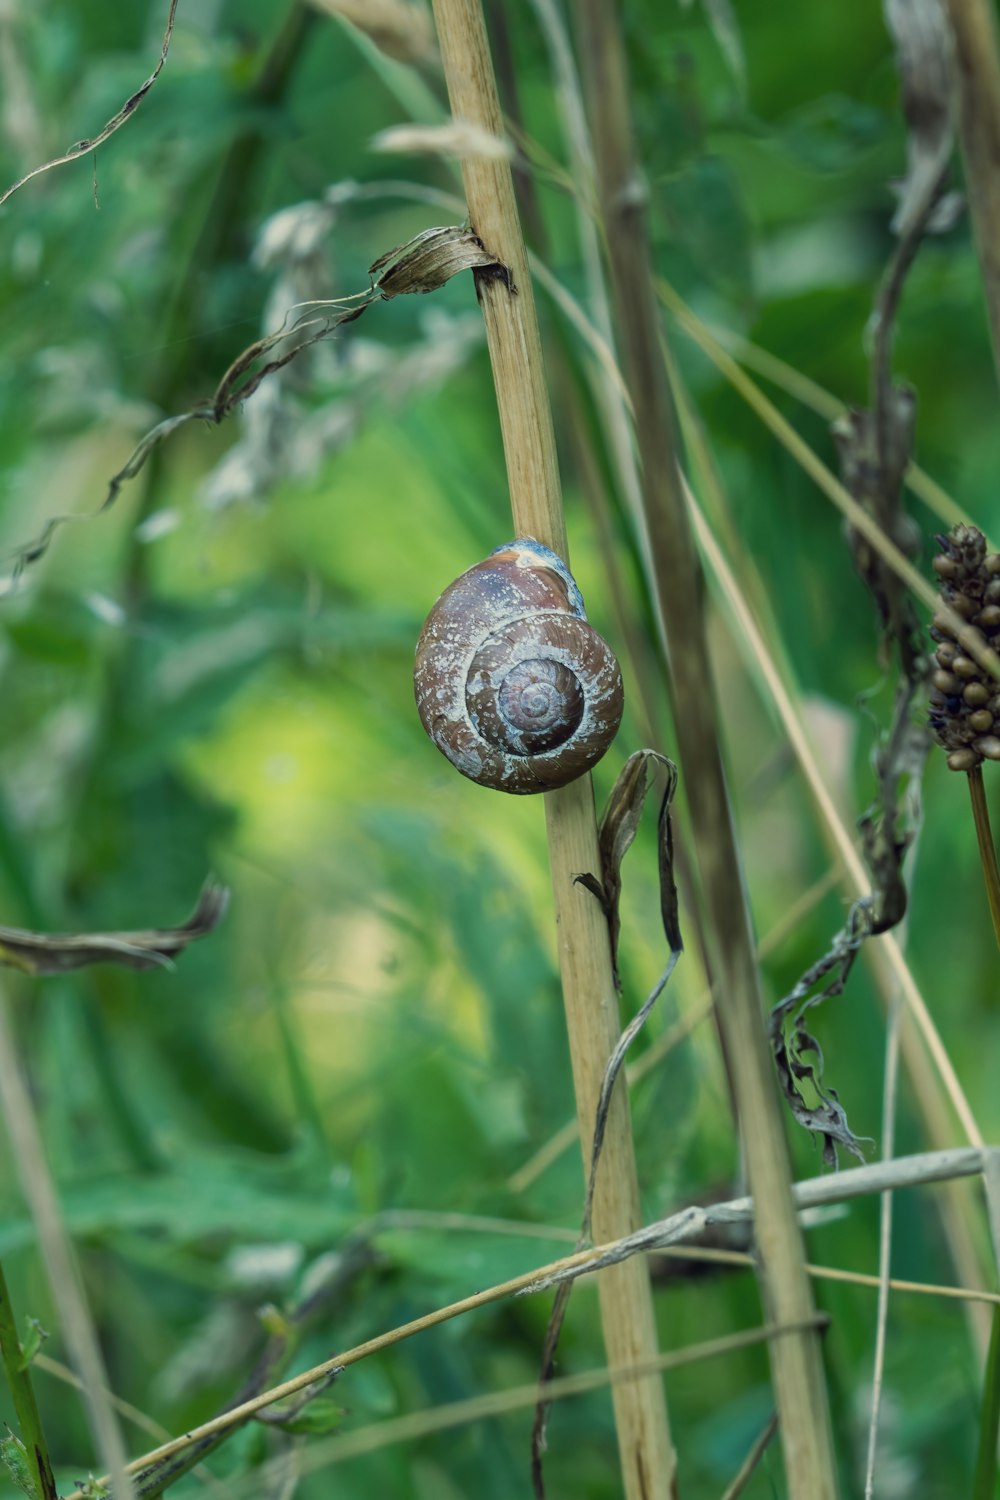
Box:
[64,1146,992,1500]
[427,1,675,1495]
[942,0,1000,391]
[575,3,840,1493]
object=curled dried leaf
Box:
[371,224,503,297]
[0,881,228,976]
[768,903,873,1167]
[591,748,682,985]
[4,224,498,583]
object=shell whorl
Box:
[414,539,624,793]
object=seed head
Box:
[929,526,1000,770]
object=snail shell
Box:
[414,538,624,793]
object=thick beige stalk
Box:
[943,0,1000,390]
[574,3,839,1497]
[429,2,676,1495]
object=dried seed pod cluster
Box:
[929,525,1000,771]
[414,539,624,793]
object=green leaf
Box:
[0,1434,36,1499]
[0,1146,354,1256]
[269,1397,346,1436]
[257,1303,292,1340]
[77,1479,110,1500]
[376,1225,570,1293]
[15,1318,46,1372]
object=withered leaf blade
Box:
[833,395,924,678]
[0,881,229,976]
[370,225,502,298]
[0,0,179,211]
[597,749,681,984]
[884,0,955,237]
[656,761,683,956]
[768,902,872,1165]
[572,871,606,907]
[773,1023,868,1171]
[371,121,511,161]
[5,222,495,586]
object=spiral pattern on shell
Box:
[414,539,624,793]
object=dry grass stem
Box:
[221,1321,824,1495]
[686,485,984,1146]
[427,1,674,1493]
[528,1148,986,1289]
[0,989,136,1500]
[720,1413,780,1500]
[507,997,713,1194]
[575,4,840,1491]
[864,998,903,1498]
[686,482,993,1350]
[509,871,837,1196]
[63,1145,991,1500]
[708,327,971,530]
[376,1210,1000,1306]
[967,766,1000,950]
[528,0,650,572]
[661,280,1000,681]
[942,0,1000,388]
[657,1244,1000,1306]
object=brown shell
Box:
[414,540,624,793]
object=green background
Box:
[0,1,995,1495]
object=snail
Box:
[414,538,624,793]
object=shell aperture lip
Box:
[491,538,586,618]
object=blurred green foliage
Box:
[0,1,996,1496]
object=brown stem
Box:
[967,766,1000,951]
[943,0,1000,393]
[427,3,676,1496]
[574,2,840,1495]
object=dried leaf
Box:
[656,762,683,956]
[371,121,512,161]
[884,0,955,236]
[594,749,681,984]
[0,0,179,210]
[768,903,873,1166]
[833,395,924,677]
[266,1396,346,1436]
[0,881,228,976]
[370,224,502,298]
[4,224,497,584]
